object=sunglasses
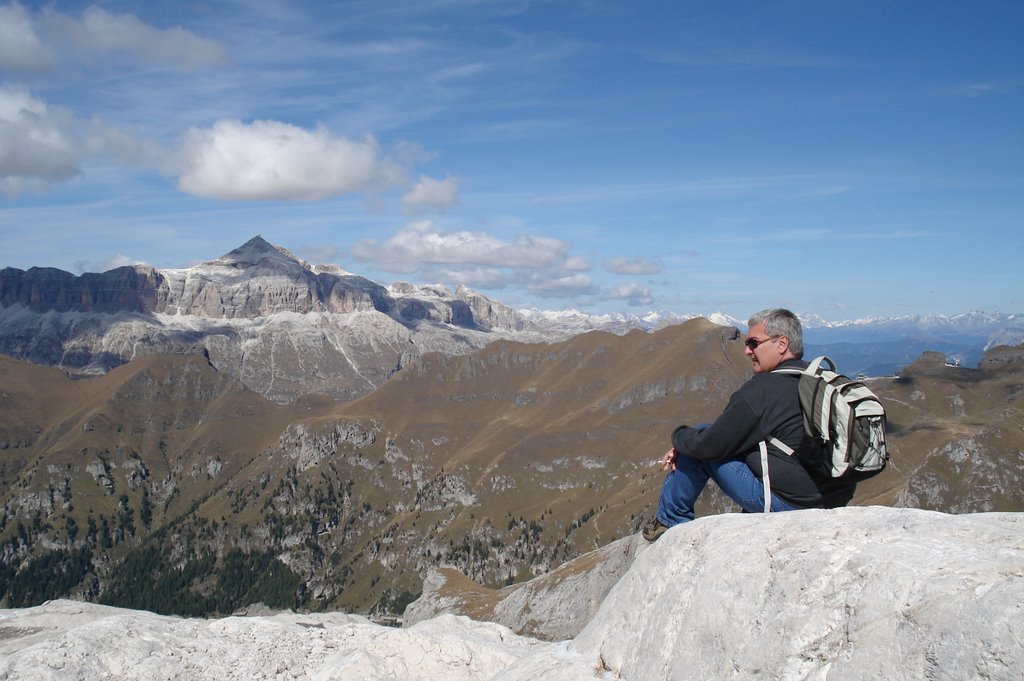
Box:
[744,335,781,351]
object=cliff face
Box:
[0,236,545,324]
[0,265,166,314]
[154,238,394,318]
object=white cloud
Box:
[0,84,171,196]
[403,175,459,212]
[300,244,347,267]
[351,220,573,270]
[0,4,222,196]
[40,5,227,69]
[526,273,597,298]
[72,253,146,274]
[0,2,53,72]
[175,120,403,201]
[436,266,512,289]
[607,282,654,306]
[0,86,79,195]
[350,221,599,301]
[604,256,662,275]
[565,256,590,271]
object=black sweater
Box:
[670,359,856,508]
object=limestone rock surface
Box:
[0,603,544,681]
[1,507,1021,681]
[571,506,1024,681]
[404,533,647,641]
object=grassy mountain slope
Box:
[1,320,1021,616]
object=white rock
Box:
[570,506,1024,681]
[0,605,543,681]
[1,507,1021,680]
[404,533,647,641]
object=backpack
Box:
[758,356,888,513]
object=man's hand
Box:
[659,448,677,472]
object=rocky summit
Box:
[1,507,1021,680]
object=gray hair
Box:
[747,308,804,358]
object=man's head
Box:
[744,308,804,373]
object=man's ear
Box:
[776,335,791,356]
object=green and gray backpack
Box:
[758,356,889,512]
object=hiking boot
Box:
[642,518,669,542]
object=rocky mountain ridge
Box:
[4,236,1022,402]
[0,236,563,402]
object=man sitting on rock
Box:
[643,308,856,542]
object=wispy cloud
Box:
[0,2,53,72]
[606,282,654,306]
[524,174,855,205]
[403,175,460,213]
[0,84,185,197]
[39,5,228,69]
[351,220,577,271]
[526,272,597,299]
[946,80,1022,98]
[643,46,846,71]
[0,86,79,195]
[71,252,146,274]
[604,256,663,276]
[349,219,597,300]
[717,228,930,246]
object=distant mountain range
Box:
[522,308,1024,377]
[2,236,1021,403]
[0,236,563,402]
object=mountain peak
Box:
[215,236,306,270]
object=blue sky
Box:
[1,1,1021,321]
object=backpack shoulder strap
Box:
[759,436,795,514]
[771,356,836,377]
[806,355,836,375]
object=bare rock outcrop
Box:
[0,507,1021,680]
[407,505,1024,680]
[404,533,647,641]
[570,506,1024,680]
